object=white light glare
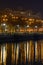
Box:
[27,25,29,27]
[35,26,37,28]
[1,23,6,26]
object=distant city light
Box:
[0,9,42,33]
[35,26,38,28]
[1,23,6,26]
[17,25,19,27]
[27,25,29,27]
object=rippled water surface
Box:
[0,40,43,65]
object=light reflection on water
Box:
[0,40,43,65]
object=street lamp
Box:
[35,26,38,29]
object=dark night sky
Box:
[0,0,43,13]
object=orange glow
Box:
[24,18,27,20]
[15,16,18,19]
[2,18,8,22]
[26,28,33,32]
[29,22,32,25]
[36,19,41,22]
[21,18,24,20]
[41,41,43,61]
[29,18,34,21]
[20,28,25,32]
[12,16,15,19]
[39,28,43,32]
[34,29,37,32]
[4,15,7,18]
[12,44,15,64]
[2,19,6,21]
[41,20,43,23]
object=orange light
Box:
[4,15,7,18]
[39,28,43,31]
[16,16,18,19]
[29,18,34,21]
[24,18,27,20]
[12,16,15,19]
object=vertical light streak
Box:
[41,40,43,62]
[1,46,2,63]
[24,43,26,62]
[12,44,14,64]
[29,41,32,62]
[1,45,6,65]
[1,46,3,64]
[16,44,19,64]
[35,41,37,61]
[14,44,16,63]
[27,42,29,60]
[29,41,31,62]
[0,46,1,64]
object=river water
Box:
[0,40,43,65]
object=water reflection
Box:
[0,40,43,65]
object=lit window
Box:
[3,19,6,21]
[4,15,7,18]
[16,16,18,19]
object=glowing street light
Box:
[35,25,38,28]
[1,23,6,26]
[26,25,29,28]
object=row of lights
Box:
[1,14,43,22]
[0,23,43,28]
